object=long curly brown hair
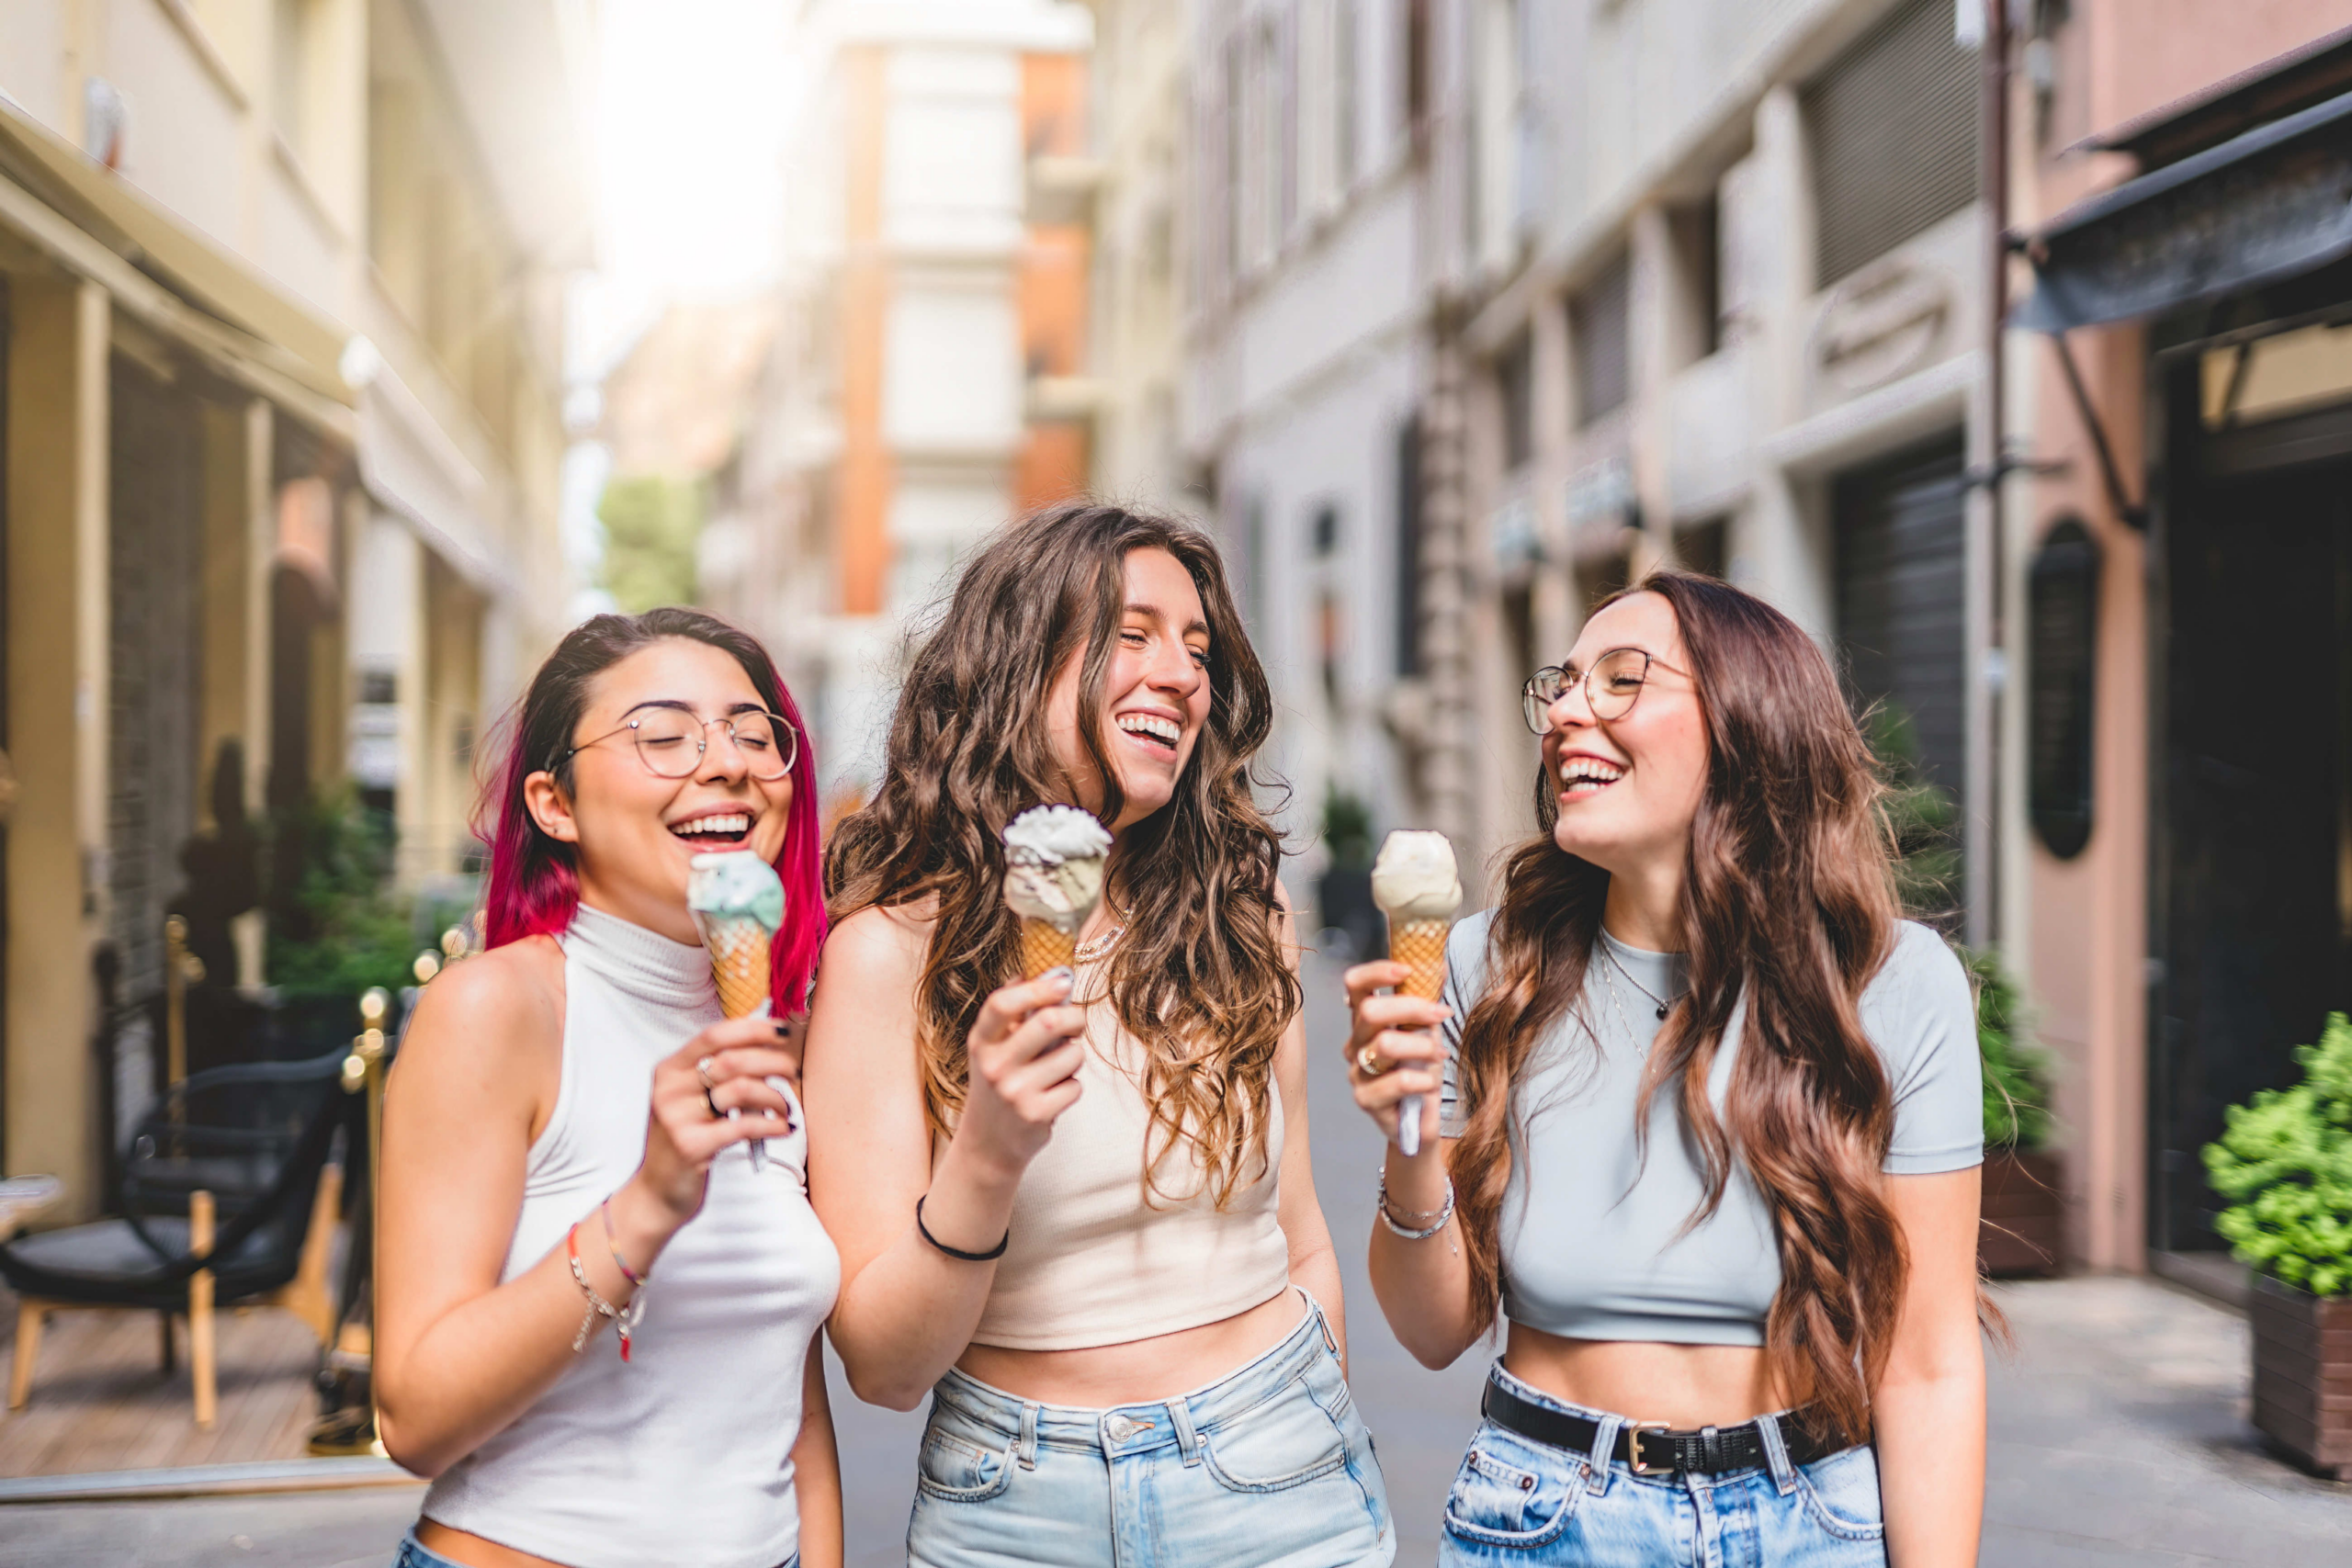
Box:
[1454,571,1907,1446]
[827,502,1297,1205]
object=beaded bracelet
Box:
[600,1198,650,1288]
[1376,1171,1456,1241]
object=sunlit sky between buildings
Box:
[575,0,796,380]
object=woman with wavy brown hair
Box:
[806,502,1392,1567]
[1345,572,1984,1566]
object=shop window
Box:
[1675,516,1728,581]
[1577,548,1631,615]
[1498,333,1535,473]
[1570,251,1632,426]
[1804,0,1977,288]
[1668,195,1723,364]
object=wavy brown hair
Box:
[1454,571,1906,1446]
[827,502,1297,1204]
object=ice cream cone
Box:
[704,915,774,1020]
[1387,916,1452,1000]
[1018,917,1080,981]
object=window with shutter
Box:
[1570,249,1632,426]
[1804,0,1978,288]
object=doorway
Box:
[2153,427,2352,1254]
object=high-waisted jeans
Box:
[907,1289,1394,1567]
[1438,1365,1887,1567]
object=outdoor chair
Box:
[0,1047,350,1428]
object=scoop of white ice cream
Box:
[1371,830,1463,922]
[1002,805,1112,931]
[1003,805,1113,864]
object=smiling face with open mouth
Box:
[1538,592,1709,878]
[526,638,795,944]
[1045,547,1213,837]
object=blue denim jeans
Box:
[1438,1366,1887,1567]
[393,1530,798,1568]
[907,1290,1394,1567]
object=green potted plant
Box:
[1969,948,2063,1277]
[1314,786,1382,960]
[2202,1012,2352,1478]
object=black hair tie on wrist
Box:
[915,1195,1010,1262]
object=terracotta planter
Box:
[2250,1274,2352,1480]
[1978,1148,2062,1278]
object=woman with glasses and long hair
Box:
[807,502,1391,1567]
[1346,573,1984,1566]
[375,609,842,1568]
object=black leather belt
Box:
[1481,1378,1849,1476]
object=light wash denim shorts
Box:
[1438,1365,1887,1567]
[907,1289,1394,1567]
[393,1530,797,1568]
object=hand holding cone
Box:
[687,852,786,1170]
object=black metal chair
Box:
[0,1047,352,1427]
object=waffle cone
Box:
[703,917,774,1019]
[1018,917,1080,980]
[1387,917,1452,999]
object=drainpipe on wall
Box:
[1964,0,2012,951]
[1418,301,1476,858]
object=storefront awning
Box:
[2015,87,2352,333]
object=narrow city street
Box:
[4,953,2346,1566]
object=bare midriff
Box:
[413,1521,565,1568]
[1501,1320,1791,1429]
[957,1286,1306,1406]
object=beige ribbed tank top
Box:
[968,964,1292,1351]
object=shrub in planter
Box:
[1314,787,1383,961]
[2202,1012,2352,1477]
[1967,947,2062,1277]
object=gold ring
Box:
[696,1055,718,1091]
[1357,1044,1388,1077]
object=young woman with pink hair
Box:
[375,608,842,1568]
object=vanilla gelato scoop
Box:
[1371,830,1463,921]
[1002,805,1113,932]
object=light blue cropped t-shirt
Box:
[1438,913,1983,1347]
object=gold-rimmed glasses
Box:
[1520,649,1684,733]
[559,703,799,781]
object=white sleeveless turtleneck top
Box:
[421,906,840,1568]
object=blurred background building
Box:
[691,0,1096,813]
[0,0,587,1217]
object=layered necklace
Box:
[1074,922,1126,964]
[1603,942,1680,1021]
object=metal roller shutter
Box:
[1804,0,1978,288]
[1834,435,1969,852]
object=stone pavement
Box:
[1983,1275,2352,1566]
[4,952,2348,1564]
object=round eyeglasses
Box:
[1521,649,1679,733]
[558,704,800,781]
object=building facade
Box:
[2011,3,2352,1280]
[710,0,1094,812]
[1184,0,1451,871]
[0,0,584,1214]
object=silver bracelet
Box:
[1377,1171,1455,1240]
